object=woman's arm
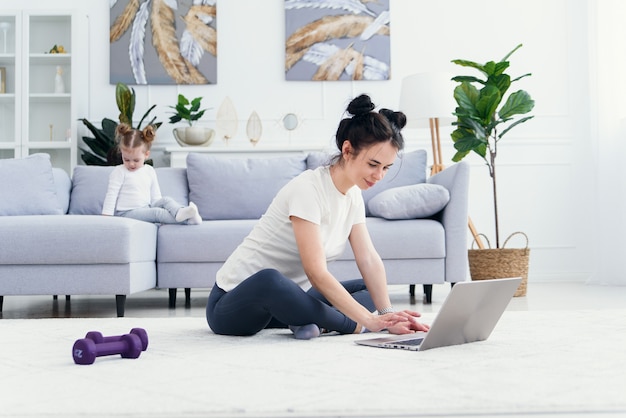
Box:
[348,223,392,311]
[349,222,431,334]
[291,215,403,332]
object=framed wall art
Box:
[110,0,217,85]
[285,0,390,81]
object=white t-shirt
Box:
[216,166,366,292]
[102,165,162,215]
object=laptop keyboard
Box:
[395,337,424,346]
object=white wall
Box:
[6,0,623,285]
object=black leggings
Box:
[206,268,375,336]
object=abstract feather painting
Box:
[110,0,217,85]
[285,0,390,81]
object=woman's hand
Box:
[365,310,430,334]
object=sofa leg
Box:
[423,284,433,304]
[168,288,177,309]
[409,284,415,296]
[53,295,58,300]
[0,295,3,312]
[116,295,126,317]
[184,288,191,309]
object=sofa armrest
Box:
[428,162,469,283]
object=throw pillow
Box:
[187,153,307,220]
[306,151,334,170]
[367,183,450,219]
[362,149,427,214]
[68,166,114,215]
[0,153,63,215]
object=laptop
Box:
[356,277,521,351]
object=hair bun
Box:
[347,94,375,117]
[379,108,407,130]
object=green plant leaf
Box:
[511,72,532,83]
[80,148,108,166]
[454,82,480,118]
[451,59,486,76]
[476,85,501,125]
[169,94,208,127]
[498,115,535,139]
[137,104,158,130]
[452,75,485,85]
[190,97,202,112]
[501,43,523,62]
[115,83,135,126]
[499,90,535,119]
[452,130,488,159]
[488,73,511,97]
[178,94,189,106]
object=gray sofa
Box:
[0,151,469,316]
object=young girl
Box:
[102,123,202,225]
[206,95,429,339]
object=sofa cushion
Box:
[156,167,189,206]
[52,168,72,214]
[0,153,63,216]
[362,149,427,215]
[368,183,450,219]
[0,215,157,265]
[157,220,258,263]
[187,153,307,220]
[306,151,334,170]
[69,166,114,215]
[338,217,446,260]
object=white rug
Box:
[1,309,625,418]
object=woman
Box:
[206,94,429,339]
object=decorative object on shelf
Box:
[246,111,262,146]
[215,96,238,144]
[172,127,215,147]
[282,113,299,131]
[0,21,10,54]
[79,82,161,165]
[54,66,65,94]
[48,44,66,54]
[0,67,5,94]
[109,0,217,85]
[285,0,390,81]
[49,124,53,141]
[450,44,535,296]
[168,93,213,147]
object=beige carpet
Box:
[1,309,625,418]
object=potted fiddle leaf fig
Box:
[450,44,535,297]
[450,43,535,248]
[168,94,214,147]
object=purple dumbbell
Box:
[84,328,149,351]
[73,333,143,365]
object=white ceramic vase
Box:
[173,127,215,147]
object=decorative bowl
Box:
[173,127,215,147]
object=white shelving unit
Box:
[0,11,86,175]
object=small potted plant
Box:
[168,94,214,146]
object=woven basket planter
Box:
[468,232,529,297]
